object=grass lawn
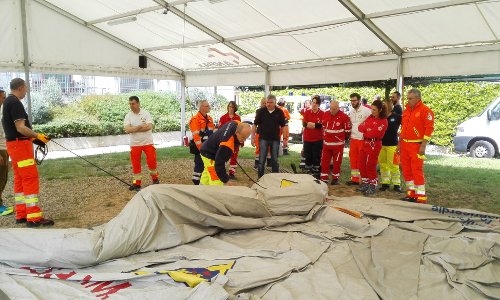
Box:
[36,145,500,215]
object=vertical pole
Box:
[396,55,404,107]
[264,70,270,96]
[20,0,32,122]
[180,78,186,146]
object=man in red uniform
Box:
[2,78,54,227]
[346,93,371,185]
[219,101,241,179]
[189,100,215,185]
[399,89,434,203]
[320,100,351,185]
[124,96,159,191]
[200,121,251,185]
[302,95,324,178]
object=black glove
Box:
[32,139,46,147]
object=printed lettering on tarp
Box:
[432,205,500,227]
[20,267,132,299]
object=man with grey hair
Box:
[254,95,288,178]
[398,88,434,204]
[189,100,215,185]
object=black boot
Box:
[356,183,369,192]
[393,185,403,193]
[364,184,376,196]
[379,184,390,191]
[330,179,339,185]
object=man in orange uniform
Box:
[399,89,434,203]
[277,98,291,155]
[200,121,251,185]
[124,96,159,191]
[320,100,351,185]
[189,100,215,185]
[2,78,54,227]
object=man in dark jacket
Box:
[253,95,288,178]
[200,121,251,185]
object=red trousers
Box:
[349,139,364,183]
[400,141,427,202]
[7,139,42,222]
[229,146,239,176]
[359,140,382,185]
[320,145,344,181]
[130,144,158,186]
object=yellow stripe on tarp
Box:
[17,159,35,168]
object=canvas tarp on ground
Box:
[0,173,499,299]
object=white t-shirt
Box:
[123,109,154,146]
[349,105,372,140]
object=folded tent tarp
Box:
[0,173,499,299]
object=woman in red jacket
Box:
[219,101,241,179]
[357,99,388,196]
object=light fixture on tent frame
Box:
[107,16,137,26]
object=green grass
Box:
[38,145,500,214]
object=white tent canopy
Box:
[1,0,499,86]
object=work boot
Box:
[152,179,160,184]
[346,180,360,186]
[400,196,416,203]
[253,162,259,170]
[364,184,376,196]
[330,179,339,185]
[26,218,54,227]
[228,174,236,180]
[393,185,403,193]
[266,158,272,167]
[283,148,289,155]
[379,184,390,191]
[356,183,369,192]
[129,184,141,191]
[15,218,27,224]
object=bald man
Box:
[200,121,251,186]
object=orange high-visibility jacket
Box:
[400,101,434,142]
[189,111,215,150]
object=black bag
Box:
[189,139,200,155]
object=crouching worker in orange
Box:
[2,78,54,227]
[399,89,434,204]
[200,121,252,186]
[124,96,159,191]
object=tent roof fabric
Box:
[1,0,499,85]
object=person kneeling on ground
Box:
[200,121,252,186]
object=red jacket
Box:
[322,110,351,146]
[358,115,388,140]
[401,101,434,142]
[219,113,241,127]
[302,108,324,142]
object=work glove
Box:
[37,133,50,143]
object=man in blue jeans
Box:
[253,95,288,178]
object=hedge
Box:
[33,83,500,147]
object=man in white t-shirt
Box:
[123,96,159,191]
[346,92,371,185]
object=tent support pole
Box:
[180,78,186,146]
[397,55,403,94]
[264,70,270,96]
[20,0,32,122]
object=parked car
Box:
[453,96,500,158]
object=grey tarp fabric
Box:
[0,175,499,299]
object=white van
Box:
[453,96,500,158]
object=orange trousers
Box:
[130,144,158,186]
[349,139,364,183]
[6,139,42,222]
[400,141,427,203]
